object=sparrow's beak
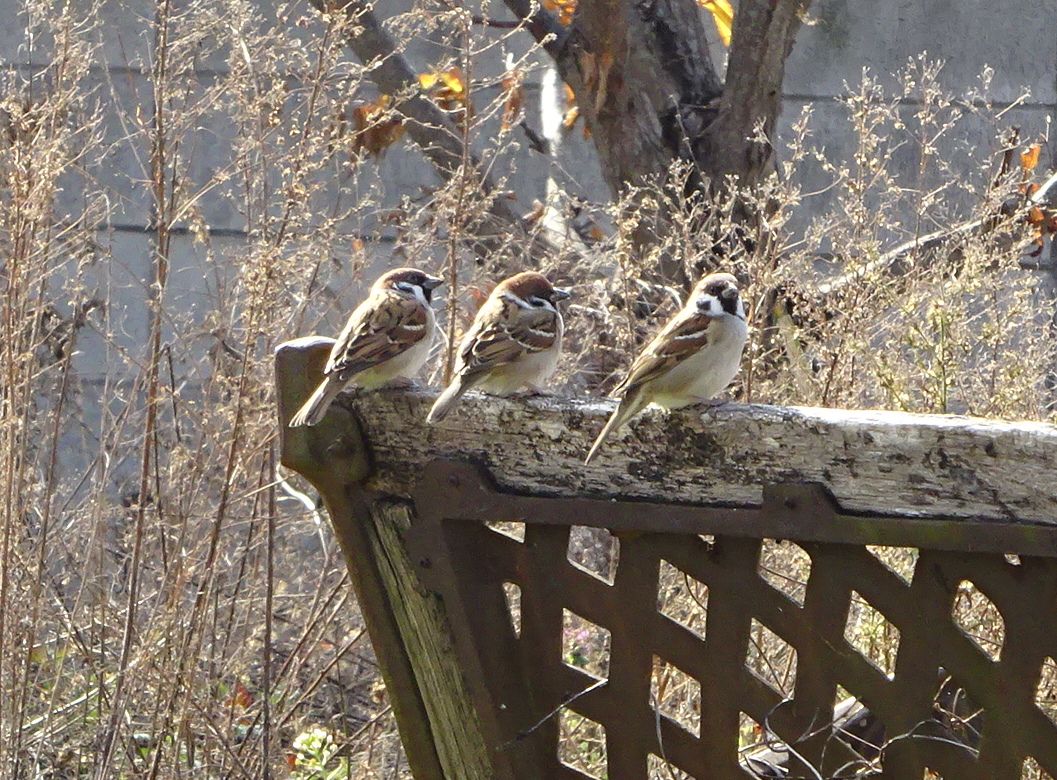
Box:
[551,287,572,302]
[720,286,738,301]
[423,275,445,290]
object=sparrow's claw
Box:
[504,385,549,400]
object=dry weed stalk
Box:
[0,0,1053,777]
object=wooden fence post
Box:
[276,336,1057,779]
[273,338,496,780]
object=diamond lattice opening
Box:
[844,590,901,676]
[1023,756,1055,780]
[567,525,619,584]
[647,753,694,779]
[558,708,608,779]
[562,609,612,679]
[1036,656,1057,726]
[502,581,521,637]
[485,520,524,542]
[831,691,880,751]
[865,544,917,584]
[758,539,811,606]
[738,711,766,753]
[657,558,708,638]
[650,656,701,737]
[951,579,1005,661]
[747,619,797,697]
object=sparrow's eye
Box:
[528,295,549,307]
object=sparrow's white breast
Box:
[650,313,747,409]
[357,306,436,389]
[477,319,563,396]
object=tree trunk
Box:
[511,0,810,285]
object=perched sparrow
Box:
[584,272,747,464]
[427,271,571,423]
[289,268,443,427]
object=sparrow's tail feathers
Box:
[584,393,644,465]
[426,376,468,424]
[289,376,345,427]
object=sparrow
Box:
[584,272,748,464]
[289,267,444,427]
[427,271,571,424]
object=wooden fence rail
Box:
[276,336,1057,780]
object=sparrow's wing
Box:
[454,295,559,380]
[612,307,714,397]
[324,292,429,378]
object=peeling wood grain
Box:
[276,338,494,780]
[340,387,1057,524]
[368,502,496,780]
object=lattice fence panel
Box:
[406,461,1057,780]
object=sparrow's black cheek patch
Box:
[720,296,739,316]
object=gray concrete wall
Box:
[782,0,1056,238]
[6,0,1055,387]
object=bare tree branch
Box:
[499,0,571,62]
[815,168,1057,296]
[698,0,809,184]
[766,170,1057,390]
[815,218,987,297]
[316,0,553,263]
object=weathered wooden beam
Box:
[277,336,1057,779]
[339,378,1057,526]
[274,338,494,780]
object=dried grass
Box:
[0,1,1047,777]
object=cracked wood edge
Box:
[340,386,1057,525]
[367,501,497,780]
